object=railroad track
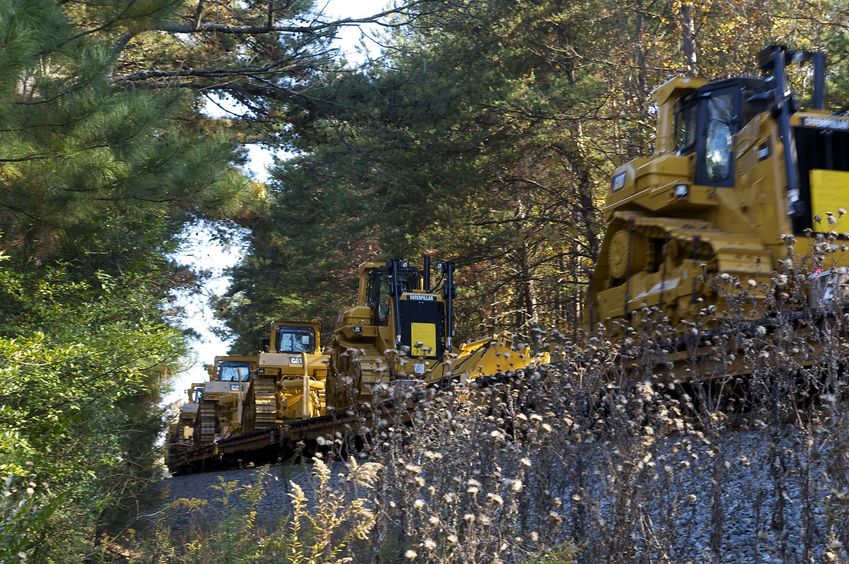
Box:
[167,366,551,475]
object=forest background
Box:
[2,0,849,559]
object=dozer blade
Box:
[424,334,549,383]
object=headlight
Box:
[674,184,689,199]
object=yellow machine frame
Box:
[193,356,256,445]
[587,46,849,336]
[242,320,328,431]
[329,258,548,408]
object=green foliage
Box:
[528,543,579,564]
[0,265,186,560]
[0,475,64,562]
[0,0,251,269]
[0,1,258,559]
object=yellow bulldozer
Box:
[165,383,205,468]
[587,45,849,340]
[240,320,328,432]
[328,257,548,408]
[192,356,255,446]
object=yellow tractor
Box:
[328,257,548,408]
[587,45,849,337]
[192,356,255,446]
[165,383,204,467]
[240,320,328,432]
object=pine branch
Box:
[115,65,280,82]
[154,2,432,35]
[0,154,51,163]
[108,0,439,60]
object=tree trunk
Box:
[680,1,698,76]
[515,199,538,334]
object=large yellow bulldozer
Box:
[328,258,548,408]
[240,320,328,432]
[587,45,849,338]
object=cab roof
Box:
[651,76,707,106]
[653,76,768,106]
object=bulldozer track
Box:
[253,375,278,429]
[240,376,278,432]
[195,400,217,446]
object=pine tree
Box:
[0,2,247,557]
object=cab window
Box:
[694,87,739,187]
[674,101,698,154]
[367,270,390,325]
[704,94,734,182]
[193,387,204,403]
[218,361,251,382]
[276,326,316,354]
[395,270,420,294]
[367,265,422,326]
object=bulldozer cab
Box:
[358,258,455,359]
[269,320,321,354]
[670,78,769,186]
[366,263,421,326]
[216,359,252,382]
[189,385,204,403]
[645,45,843,235]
